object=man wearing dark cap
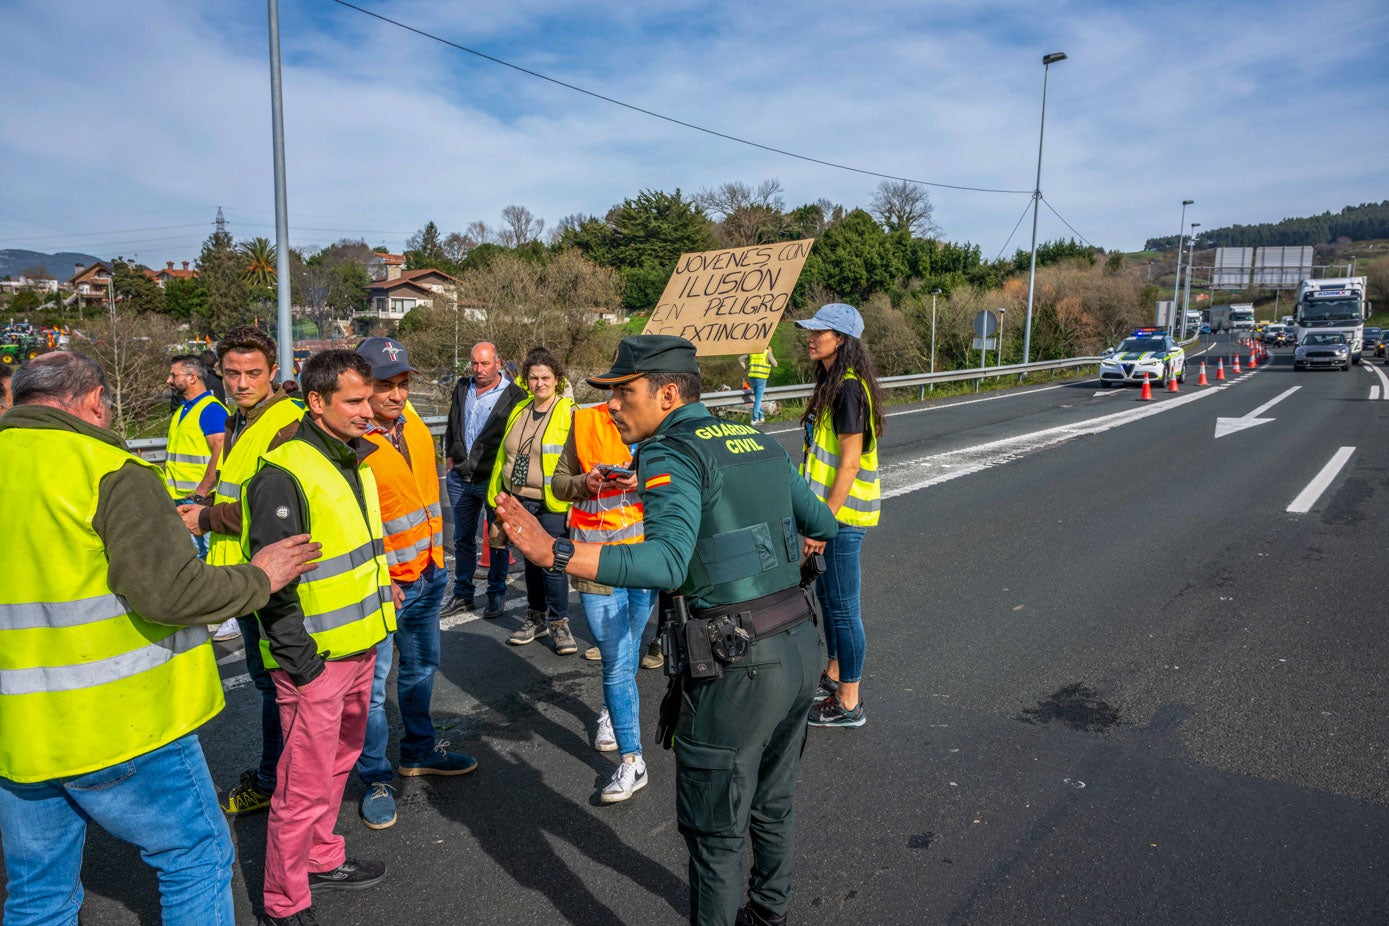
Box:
[352,338,477,831]
[496,335,837,926]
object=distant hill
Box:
[1145,200,1389,251]
[0,249,105,281]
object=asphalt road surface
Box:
[5,333,1387,925]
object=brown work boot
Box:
[549,618,578,655]
[507,611,550,646]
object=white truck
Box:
[1210,303,1255,333]
[1184,310,1202,336]
[1294,277,1371,363]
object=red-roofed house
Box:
[365,268,483,323]
[67,262,113,310]
[144,261,198,288]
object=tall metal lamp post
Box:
[1182,222,1201,333]
[1170,199,1193,335]
[268,0,293,379]
[1022,51,1067,369]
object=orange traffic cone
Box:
[1216,358,1225,380]
[1167,372,1180,393]
[1249,348,1257,368]
[1233,354,1241,373]
[1139,371,1153,401]
[1197,361,1209,385]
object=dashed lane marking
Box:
[1287,447,1356,513]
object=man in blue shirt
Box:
[440,341,527,618]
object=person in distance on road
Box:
[0,364,12,413]
[0,351,320,926]
[795,303,884,729]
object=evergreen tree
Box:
[197,225,249,335]
[163,276,208,323]
[405,221,450,272]
[110,258,166,314]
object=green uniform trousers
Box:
[674,618,822,925]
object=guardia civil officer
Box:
[496,335,837,926]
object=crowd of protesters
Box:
[0,303,885,926]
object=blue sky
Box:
[3,0,1386,272]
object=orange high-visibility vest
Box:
[568,406,644,545]
[363,407,444,582]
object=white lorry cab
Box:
[1294,277,1371,363]
[1210,304,1256,333]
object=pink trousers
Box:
[262,649,375,918]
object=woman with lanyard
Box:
[488,347,578,654]
[796,303,884,729]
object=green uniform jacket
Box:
[594,402,837,608]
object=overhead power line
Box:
[993,198,1036,263]
[324,0,1032,195]
[1040,197,1095,248]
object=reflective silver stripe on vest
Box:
[0,593,129,631]
[216,480,241,501]
[426,502,441,519]
[806,443,879,482]
[382,508,428,537]
[806,476,831,499]
[0,625,209,696]
[541,443,565,456]
[385,535,434,567]
[838,494,881,514]
[167,452,211,465]
[300,539,385,585]
[572,520,645,544]
[167,478,201,492]
[303,587,389,636]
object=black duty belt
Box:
[690,585,812,642]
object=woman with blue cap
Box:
[795,303,884,728]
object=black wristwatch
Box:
[548,538,575,575]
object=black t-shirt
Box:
[805,378,872,448]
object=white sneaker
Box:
[211,621,242,642]
[600,756,647,804]
[594,708,617,752]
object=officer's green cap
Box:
[587,335,700,387]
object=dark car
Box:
[1364,327,1383,356]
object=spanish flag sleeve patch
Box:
[644,473,672,490]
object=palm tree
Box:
[239,237,277,289]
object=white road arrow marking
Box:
[1214,386,1300,438]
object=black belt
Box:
[690,586,812,642]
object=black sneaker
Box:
[307,857,386,892]
[812,670,839,703]
[439,595,474,617]
[482,592,506,619]
[736,900,787,925]
[262,908,321,926]
[807,693,865,728]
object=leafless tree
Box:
[442,232,471,266]
[74,304,180,438]
[464,221,493,249]
[498,206,545,249]
[869,180,941,238]
[696,180,789,247]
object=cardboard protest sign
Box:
[642,238,815,356]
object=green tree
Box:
[110,258,166,314]
[797,209,907,306]
[163,276,208,323]
[8,291,42,314]
[238,237,277,289]
[327,262,370,318]
[198,226,249,335]
[405,221,450,272]
[602,189,717,313]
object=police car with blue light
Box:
[1098,328,1186,388]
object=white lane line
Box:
[761,381,1082,435]
[882,379,1226,498]
[1362,360,1389,400]
[217,649,245,665]
[1287,447,1356,513]
[223,673,252,691]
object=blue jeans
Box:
[815,523,867,684]
[357,564,450,784]
[749,376,768,421]
[446,470,508,601]
[519,498,569,619]
[582,587,658,756]
[0,733,234,926]
[238,613,283,793]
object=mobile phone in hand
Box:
[600,465,635,480]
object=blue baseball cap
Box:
[356,337,418,380]
[795,303,864,339]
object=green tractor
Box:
[0,336,45,366]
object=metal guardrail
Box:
[126,357,1102,462]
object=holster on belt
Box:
[690,585,814,644]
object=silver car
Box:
[1293,332,1351,371]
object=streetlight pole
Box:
[267,0,293,380]
[929,288,942,390]
[1182,222,1200,334]
[1022,51,1067,369]
[1170,199,1193,336]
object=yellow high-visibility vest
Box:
[0,429,222,782]
[164,392,225,499]
[242,437,395,669]
[800,370,881,527]
[747,352,772,379]
[487,396,575,513]
[207,397,304,566]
